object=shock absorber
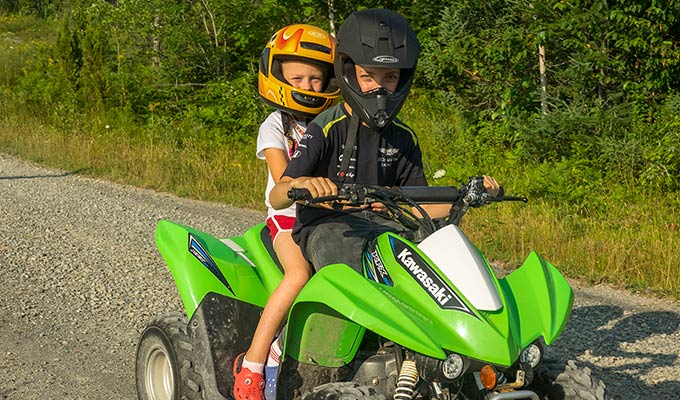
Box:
[393,359,418,400]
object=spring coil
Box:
[393,359,418,400]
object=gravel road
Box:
[1,152,678,400]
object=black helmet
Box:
[334,8,420,128]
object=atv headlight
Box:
[520,342,543,368]
[441,353,465,380]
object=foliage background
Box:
[1,0,679,297]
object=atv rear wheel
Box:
[302,382,387,400]
[135,312,205,400]
[531,359,609,400]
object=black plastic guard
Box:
[187,292,263,399]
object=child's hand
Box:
[290,176,338,198]
[483,176,501,197]
[369,202,387,212]
[358,202,387,212]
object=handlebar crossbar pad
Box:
[398,186,459,203]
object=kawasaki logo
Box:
[392,239,473,315]
[397,248,453,305]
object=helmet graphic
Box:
[334,9,420,128]
[258,24,340,119]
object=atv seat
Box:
[260,225,285,274]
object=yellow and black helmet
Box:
[258,24,340,119]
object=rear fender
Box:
[155,220,277,318]
[498,251,574,346]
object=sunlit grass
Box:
[2,113,678,299]
[0,15,55,87]
[0,117,267,210]
[463,198,680,298]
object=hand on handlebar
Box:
[361,202,387,213]
[483,175,501,197]
[290,177,338,199]
[288,177,353,208]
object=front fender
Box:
[498,251,574,346]
[284,264,445,367]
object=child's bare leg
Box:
[245,231,312,363]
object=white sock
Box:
[242,355,265,374]
[266,338,282,367]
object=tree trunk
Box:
[328,0,336,36]
[538,43,548,114]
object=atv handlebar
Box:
[288,178,526,208]
[288,185,460,205]
[287,177,527,234]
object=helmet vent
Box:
[300,41,332,55]
[292,91,326,108]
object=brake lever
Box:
[464,188,528,206]
[488,195,528,203]
[304,193,351,206]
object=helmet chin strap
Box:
[375,93,389,127]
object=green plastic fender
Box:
[155,220,281,319]
[497,251,574,346]
[285,264,445,367]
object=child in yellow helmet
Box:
[232,24,339,400]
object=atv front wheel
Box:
[302,382,387,400]
[531,359,609,400]
[135,312,204,400]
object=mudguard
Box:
[497,251,574,345]
[155,220,281,319]
[285,263,444,367]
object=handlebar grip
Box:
[287,188,312,201]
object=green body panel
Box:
[285,232,574,368]
[234,223,284,294]
[155,220,281,319]
[498,251,574,346]
[156,219,573,369]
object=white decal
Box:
[373,55,399,63]
[397,248,453,306]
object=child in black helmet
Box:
[268,8,501,272]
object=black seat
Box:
[259,225,285,274]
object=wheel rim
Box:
[145,344,174,400]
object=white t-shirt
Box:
[256,110,307,218]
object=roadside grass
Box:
[2,112,678,299]
[0,117,266,209]
[463,198,679,297]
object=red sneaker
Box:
[233,353,265,400]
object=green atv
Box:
[135,176,609,400]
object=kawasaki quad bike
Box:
[135,176,609,400]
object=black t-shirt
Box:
[283,103,428,228]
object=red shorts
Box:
[265,215,296,243]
